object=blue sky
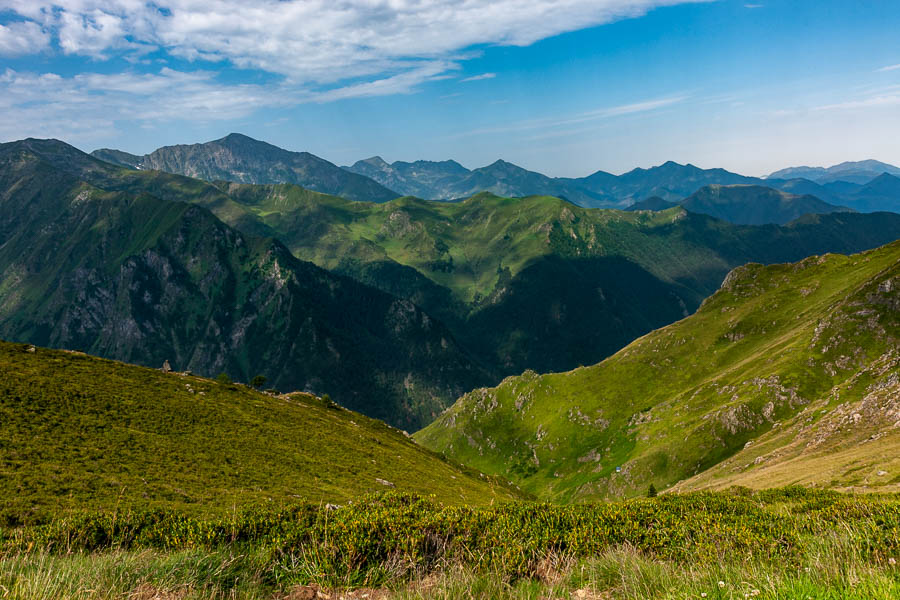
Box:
[1,0,899,176]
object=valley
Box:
[417,241,900,500]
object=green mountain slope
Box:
[92,133,399,203]
[0,340,519,523]
[187,182,900,376]
[416,241,900,501]
[0,139,487,430]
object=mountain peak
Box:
[214,132,279,151]
[219,132,258,143]
[481,159,530,173]
[359,155,391,168]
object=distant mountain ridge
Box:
[92,133,399,202]
[768,160,900,185]
[627,184,852,225]
[345,157,766,207]
[347,155,899,213]
[90,134,899,213]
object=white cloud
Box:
[878,63,900,72]
[0,67,289,142]
[1,0,709,83]
[311,61,458,102]
[0,60,464,142]
[0,21,50,56]
[461,72,497,82]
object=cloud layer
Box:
[0,1,706,81]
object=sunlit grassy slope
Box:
[0,341,521,524]
[207,182,900,306]
[416,241,900,501]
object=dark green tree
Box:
[250,374,267,389]
[647,483,658,498]
[215,373,232,385]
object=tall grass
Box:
[1,543,897,599]
[1,489,897,599]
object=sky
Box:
[1,0,899,177]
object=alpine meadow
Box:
[1,1,900,599]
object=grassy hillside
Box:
[416,241,900,501]
[0,340,520,525]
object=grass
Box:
[416,240,900,501]
[0,340,521,526]
[1,489,898,599]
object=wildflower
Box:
[889,557,897,566]
[718,581,726,588]
[701,594,707,598]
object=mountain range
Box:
[139,178,900,380]
[768,160,900,185]
[347,153,900,212]
[93,134,900,214]
[627,184,852,225]
[6,138,900,431]
[417,240,900,499]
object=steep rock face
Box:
[92,133,399,203]
[0,140,483,429]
